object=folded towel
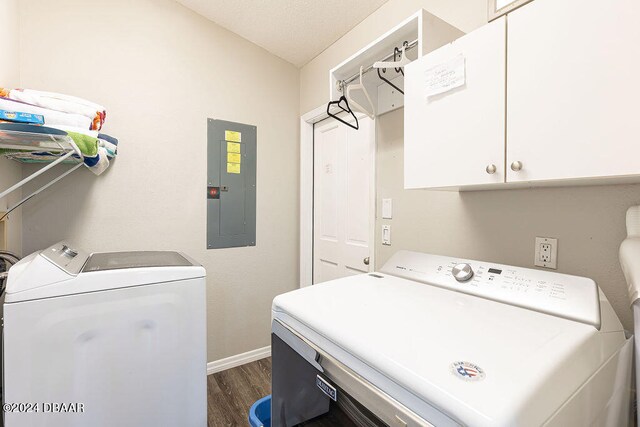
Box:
[84,147,110,175]
[1,88,106,130]
[49,124,99,138]
[0,97,92,130]
[97,132,118,158]
[65,131,99,157]
[98,139,117,158]
[97,133,118,146]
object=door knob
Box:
[363,257,370,266]
[510,161,523,172]
[485,164,497,175]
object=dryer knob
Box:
[452,263,474,282]
[61,245,78,258]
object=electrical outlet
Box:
[535,237,558,269]
[540,243,552,262]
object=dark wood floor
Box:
[208,358,272,426]
[207,358,356,427]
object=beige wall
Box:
[0,156,22,254]
[18,0,300,361]
[301,0,639,330]
[0,0,23,255]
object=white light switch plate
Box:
[535,237,558,269]
[382,198,393,219]
[382,225,391,245]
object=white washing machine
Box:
[619,205,640,425]
[1,241,207,427]
[271,251,633,426]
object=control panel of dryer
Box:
[380,251,601,328]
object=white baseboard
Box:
[207,346,271,375]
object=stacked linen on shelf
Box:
[0,88,105,130]
[0,87,117,175]
[1,127,118,176]
[51,126,118,176]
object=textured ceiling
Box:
[176,0,390,67]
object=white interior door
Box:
[313,116,374,284]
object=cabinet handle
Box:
[485,164,497,175]
[363,257,370,266]
[510,161,523,172]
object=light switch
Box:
[382,225,391,246]
[382,198,393,219]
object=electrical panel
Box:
[207,119,257,249]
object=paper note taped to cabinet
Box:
[424,54,466,98]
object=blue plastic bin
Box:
[248,395,271,427]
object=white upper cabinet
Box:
[405,0,640,190]
[404,17,506,189]
[507,0,640,183]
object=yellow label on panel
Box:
[227,142,241,153]
[227,162,241,174]
[225,130,241,142]
[227,152,241,163]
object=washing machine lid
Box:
[272,251,622,426]
[5,242,205,303]
[82,251,194,272]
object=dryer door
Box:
[271,320,438,427]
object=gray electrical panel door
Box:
[207,119,257,249]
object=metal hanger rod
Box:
[340,39,419,89]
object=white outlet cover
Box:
[382,225,391,246]
[535,237,558,269]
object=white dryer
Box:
[271,251,633,426]
[1,242,207,427]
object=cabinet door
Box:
[404,17,506,189]
[507,0,640,183]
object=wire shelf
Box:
[0,126,83,164]
[0,128,76,153]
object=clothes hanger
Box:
[326,95,359,130]
[375,43,409,95]
[346,66,375,119]
[394,44,407,76]
[373,43,411,70]
[377,68,404,95]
